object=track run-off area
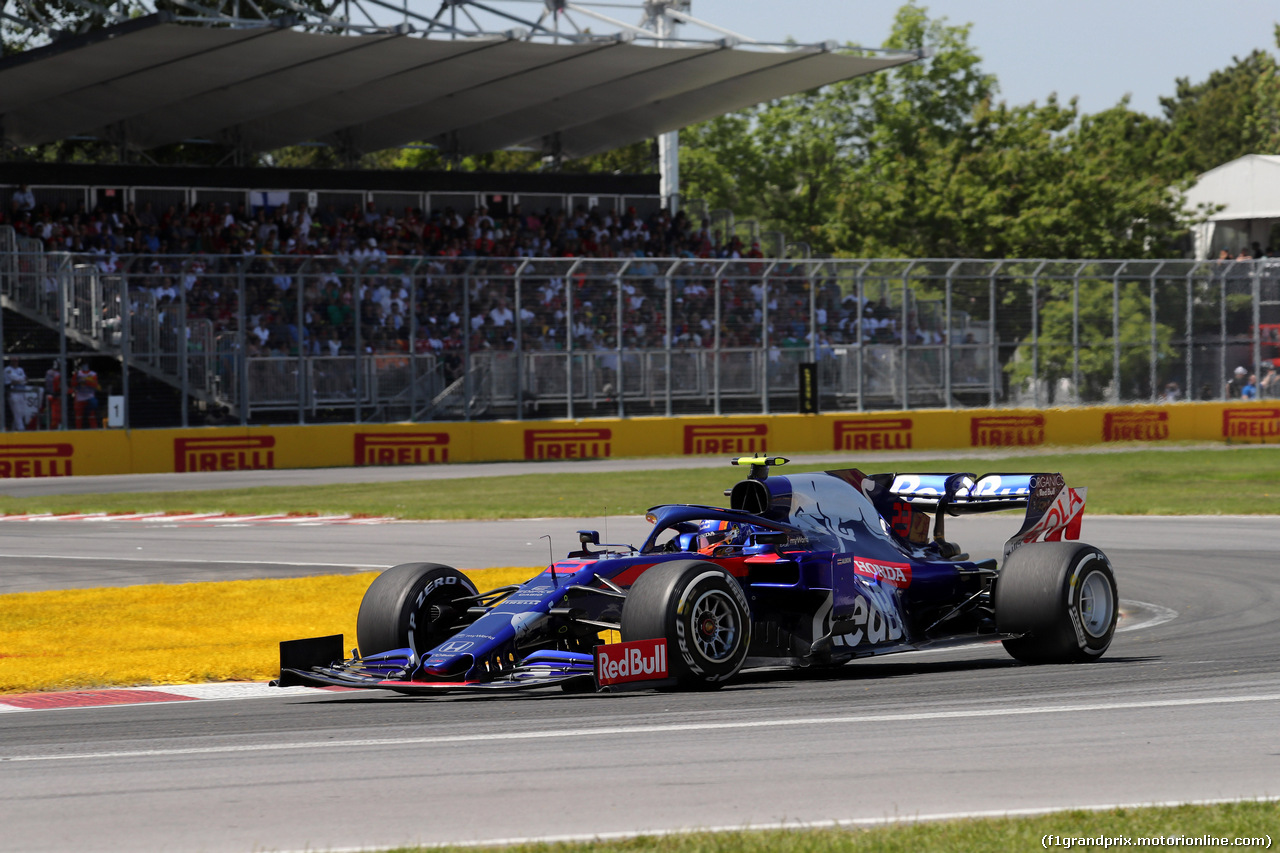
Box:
[0,455,1278,852]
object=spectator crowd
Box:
[4,187,944,376]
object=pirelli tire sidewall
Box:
[356,562,478,658]
[621,560,751,688]
[995,542,1118,664]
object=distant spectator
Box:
[71,361,100,429]
[1242,373,1258,400]
[10,184,35,214]
[1261,362,1279,398]
[1226,366,1248,399]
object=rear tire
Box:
[356,563,478,658]
[621,560,750,689]
[995,543,1118,664]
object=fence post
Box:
[1111,262,1127,403]
[1252,261,1263,384]
[1219,266,1227,399]
[988,261,1002,408]
[181,257,191,427]
[856,260,870,412]
[1185,265,1196,400]
[1072,264,1081,403]
[1031,261,1047,407]
[615,260,629,419]
[354,266,364,424]
[944,260,961,405]
[296,257,306,424]
[58,262,67,430]
[713,261,724,417]
[900,260,916,410]
[514,258,528,422]
[565,258,583,421]
[238,261,248,425]
[1150,262,1164,402]
[762,259,778,415]
[120,269,131,430]
[664,261,675,418]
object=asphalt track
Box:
[1,464,1278,852]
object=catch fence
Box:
[2,243,1278,430]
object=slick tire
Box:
[356,563,478,658]
[620,560,750,690]
[995,542,1118,664]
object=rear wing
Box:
[884,472,1087,558]
[887,472,1047,513]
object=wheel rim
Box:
[688,589,741,662]
[1078,569,1114,638]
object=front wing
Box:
[273,636,596,693]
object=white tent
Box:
[1185,154,1280,259]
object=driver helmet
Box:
[696,519,742,553]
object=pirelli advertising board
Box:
[0,401,1275,479]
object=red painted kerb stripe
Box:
[2,690,198,710]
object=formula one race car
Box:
[276,457,1118,694]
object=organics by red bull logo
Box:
[174,435,275,473]
[523,428,612,460]
[1222,407,1280,441]
[354,432,450,466]
[594,638,669,687]
[970,415,1045,447]
[1103,410,1169,442]
[0,443,73,478]
[833,418,913,451]
[683,423,768,455]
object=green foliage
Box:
[1159,36,1280,177]
[682,3,1280,261]
[1005,278,1180,402]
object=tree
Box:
[1159,36,1280,178]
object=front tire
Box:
[620,560,750,689]
[995,542,1118,664]
[356,563,478,658]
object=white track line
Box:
[273,795,1280,853]
[5,692,1279,763]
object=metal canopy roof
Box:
[0,14,914,158]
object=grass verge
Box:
[1,447,1279,519]
[0,566,537,694]
[390,801,1277,852]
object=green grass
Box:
[391,801,1277,852]
[1,447,1278,519]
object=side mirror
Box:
[577,530,600,545]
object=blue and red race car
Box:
[276,457,1117,693]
